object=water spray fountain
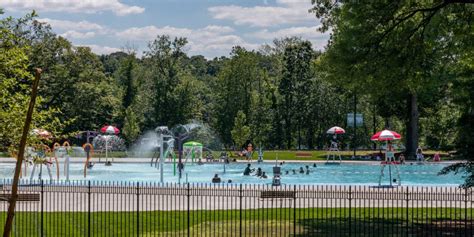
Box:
[29,146,54,182]
[53,142,72,181]
[150,126,175,183]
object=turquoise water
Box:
[0,162,464,186]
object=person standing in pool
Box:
[255,167,262,177]
[243,163,254,175]
[299,167,305,174]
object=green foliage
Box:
[231,110,250,149]
[122,107,140,145]
[0,14,66,152]
[311,0,473,155]
[140,35,200,128]
[214,47,263,145]
[279,40,314,149]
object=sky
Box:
[0,0,330,58]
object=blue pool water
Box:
[0,162,464,186]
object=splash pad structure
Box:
[149,126,177,183]
[183,141,203,163]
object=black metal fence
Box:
[1,180,473,236]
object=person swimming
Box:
[313,163,317,168]
[292,169,296,174]
[261,172,268,179]
[255,167,262,177]
[299,167,304,174]
[243,163,254,175]
[212,174,221,183]
[285,170,289,175]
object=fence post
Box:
[40,180,44,237]
[348,186,351,237]
[187,183,190,237]
[406,186,409,237]
[239,184,242,237]
[465,187,468,235]
[136,182,140,237]
[88,180,91,237]
[293,185,297,235]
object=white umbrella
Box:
[326,126,346,134]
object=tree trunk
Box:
[3,69,42,237]
[405,93,419,159]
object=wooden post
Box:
[3,68,42,237]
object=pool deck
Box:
[1,182,471,212]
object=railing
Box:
[0,180,472,236]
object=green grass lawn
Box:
[1,208,471,236]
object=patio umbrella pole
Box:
[3,69,42,237]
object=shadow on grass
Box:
[296,218,473,237]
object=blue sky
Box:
[1,0,329,58]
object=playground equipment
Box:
[54,142,72,181]
[371,129,402,187]
[29,145,54,182]
[92,134,125,165]
[150,126,176,183]
[326,126,345,164]
[183,141,202,163]
[98,125,121,166]
[83,143,94,178]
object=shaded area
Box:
[297,218,473,237]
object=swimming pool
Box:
[0,162,464,186]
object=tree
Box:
[214,47,262,146]
[0,12,64,151]
[231,110,250,149]
[122,107,140,145]
[279,40,314,149]
[310,0,473,158]
[141,35,199,129]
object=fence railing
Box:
[1,180,473,236]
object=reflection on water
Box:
[0,162,463,186]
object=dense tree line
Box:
[0,5,472,165]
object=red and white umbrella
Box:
[327,126,346,134]
[371,129,401,141]
[100,125,120,135]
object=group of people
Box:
[243,164,268,178]
[283,165,313,175]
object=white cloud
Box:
[37,18,104,31]
[118,26,193,41]
[60,30,96,39]
[1,0,144,16]
[79,44,122,55]
[116,25,257,57]
[202,25,234,33]
[208,0,314,27]
[251,26,330,50]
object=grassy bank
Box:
[1,207,470,236]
